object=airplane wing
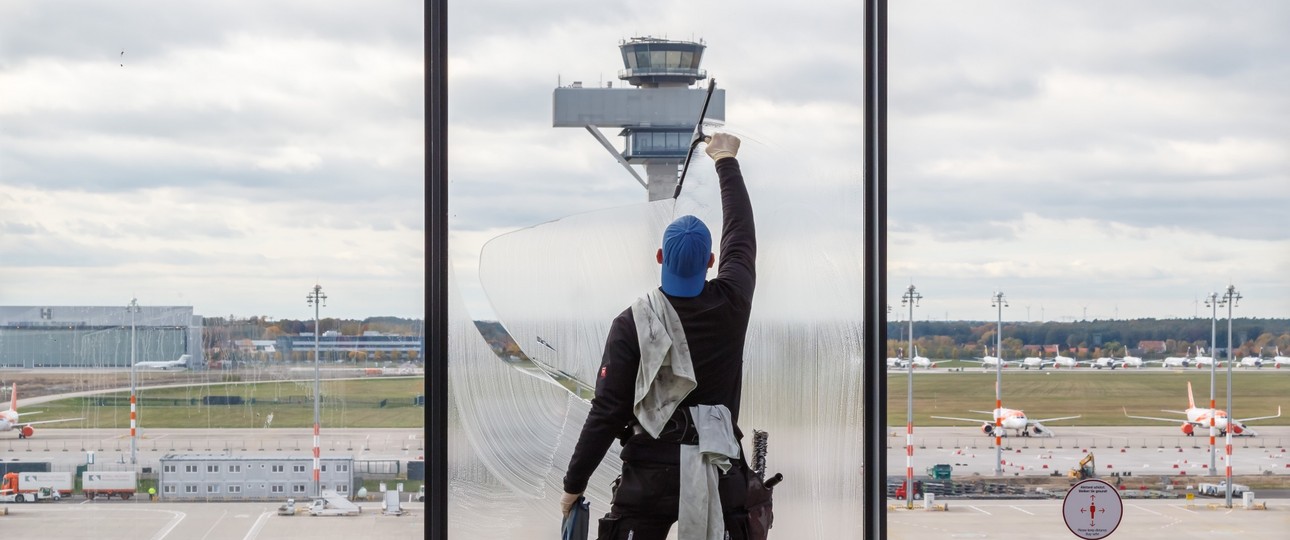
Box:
[968,410,996,416]
[1029,415,1080,424]
[1123,408,1183,424]
[1237,407,1282,424]
[930,415,990,424]
[21,417,84,427]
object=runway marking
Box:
[150,509,187,540]
[1172,504,1198,514]
[1008,505,1034,515]
[1127,503,1163,516]
[967,505,992,515]
[199,509,229,540]
[243,511,272,540]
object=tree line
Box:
[886,317,1290,360]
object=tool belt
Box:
[626,408,699,445]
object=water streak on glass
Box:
[451,142,865,537]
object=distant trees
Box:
[878,318,1290,359]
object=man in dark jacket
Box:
[561,132,756,540]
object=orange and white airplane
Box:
[1273,347,1290,369]
[932,405,1080,438]
[1191,347,1222,369]
[1049,346,1081,369]
[1123,381,1281,437]
[0,384,83,439]
[1117,350,1145,369]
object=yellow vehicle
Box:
[1069,453,1095,480]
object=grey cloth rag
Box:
[678,404,741,540]
[630,289,697,438]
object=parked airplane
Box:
[964,346,1012,369]
[1151,348,1193,368]
[0,384,83,439]
[1118,351,1145,369]
[932,406,1080,438]
[1050,346,1080,369]
[1192,347,1222,369]
[907,346,936,369]
[1273,347,1290,369]
[886,348,909,369]
[1237,351,1265,369]
[134,354,191,370]
[1089,356,1119,370]
[1019,355,1050,370]
[1123,381,1282,436]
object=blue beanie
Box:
[660,215,712,297]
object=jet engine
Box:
[1031,425,1045,436]
[981,423,998,436]
[1181,423,1194,436]
[18,425,33,439]
[1230,424,1244,435]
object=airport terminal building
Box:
[159,454,355,501]
[0,306,202,369]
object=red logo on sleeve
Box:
[600,366,608,379]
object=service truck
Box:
[0,472,61,502]
[307,490,362,516]
[1197,481,1250,497]
[18,472,73,498]
[82,471,137,500]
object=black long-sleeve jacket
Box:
[563,158,755,495]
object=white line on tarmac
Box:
[1171,504,1198,514]
[967,505,992,515]
[1008,505,1034,515]
[199,509,229,540]
[243,511,272,540]
[149,509,187,540]
[1127,503,1163,516]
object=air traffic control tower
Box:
[553,37,726,201]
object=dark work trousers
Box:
[597,457,750,540]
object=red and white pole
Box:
[313,422,321,490]
[1224,430,1233,506]
[130,394,137,440]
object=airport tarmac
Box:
[889,426,1290,478]
[0,499,424,540]
[887,498,1290,539]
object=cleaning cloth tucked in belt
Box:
[679,404,741,540]
[630,288,697,438]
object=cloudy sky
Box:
[3,1,1287,323]
[1,0,424,320]
[449,1,1289,322]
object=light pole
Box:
[991,291,1007,477]
[127,298,141,466]
[1203,292,1219,474]
[307,285,327,497]
[900,285,921,509]
[1219,284,1241,507]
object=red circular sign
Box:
[1062,479,1123,539]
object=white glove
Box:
[705,132,740,162]
[560,492,582,519]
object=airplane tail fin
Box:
[9,383,15,413]
[1186,381,1196,410]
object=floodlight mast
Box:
[1220,284,1241,507]
[991,291,1007,477]
[1204,291,1219,474]
[900,284,921,509]
[127,298,141,465]
[307,285,327,497]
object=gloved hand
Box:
[705,132,740,162]
[560,492,582,519]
